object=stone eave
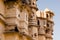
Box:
[37,17,46,20]
[46,11,54,16]
[47,19,54,25]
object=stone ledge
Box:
[0,15,5,22]
[3,31,33,40]
[45,34,53,39]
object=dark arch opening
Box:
[15,26,19,32]
[47,23,49,27]
[37,20,40,25]
[46,14,49,18]
[45,29,50,33]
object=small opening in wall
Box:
[37,20,40,25]
[29,2,31,5]
[18,14,20,17]
[32,35,33,37]
[47,23,49,27]
[50,14,52,19]
[15,27,19,32]
[33,3,34,5]
[20,10,22,12]
[34,33,37,37]
[46,30,48,33]
[46,14,49,18]
[45,29,49,33]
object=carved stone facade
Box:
[0,0,54,40]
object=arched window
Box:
[47,23,49,27]
[33,3,34,5]
[46,14,49,18]
[37,20,40,25]
[18,14,20,17]
[45,29,50,33]
[34,33,37,37]
[46,29,48,33]
[15,26,19,32]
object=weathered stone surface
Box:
[0,0,54,40]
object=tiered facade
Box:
[0,0,54,40]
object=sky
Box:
[37,0,60,40]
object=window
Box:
[15,26,19,32]
[34,33,37,37]
[47,23,49,27]
[46,14,49,18]
[20,10,22,12]
[50,14,52,19]
[32,33,37,37]
[37,20,40,25]
[46,29,49,33]
[29,2,31,5]
[33,3,34,5]
[46,29,48,33]
[32,35,33,37]
[18,14,20,17]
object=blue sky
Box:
[37,0,60,40]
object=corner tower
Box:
[28,0,38,40]
[44,8,54,40]
[36,10,47,40]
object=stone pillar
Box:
[28,26,38,40]
[44,8,54,40]
[28,8,38,40]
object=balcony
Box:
[29,19,37,26]
[45,33,52,38]
[29,5,38,10]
